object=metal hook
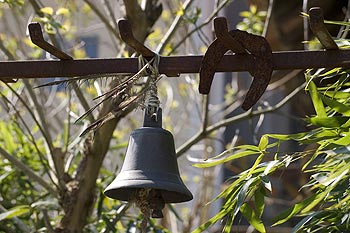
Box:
[28,22,73,60]
[309,7,338,50]
[118,19,155,59]
[214,17,246,54]
[199,17,273,110]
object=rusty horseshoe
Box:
[199,17,273,111]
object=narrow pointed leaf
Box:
[0,205,30,221]
[308,80,327,117]
[240,203,266,233]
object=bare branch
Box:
[156,0,195,54]
[168,0,235,55]
[83,0,120,41]
[176,82,306,157]
[262,0,274,37]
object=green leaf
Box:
[192,209,227,233]
[223,213,235,233]
[239,11,252,18]
[260,175,272,192]
[266,133,306,141]
[0,205,30,221]
[240,203,266,233]
[272,194,317,226]
[332,131,350,146]
[0,122,16,153]
[291,212,320,233]
[40,7,54,15]
[233,177,257,217]
[56,7,69,16]
[321,95,350,116]
[307,80,327,117]
[263,160,279,175]
[193,150,259,168]
[258,135,268,152]
[254,187,265,218]
[309,116,350,128]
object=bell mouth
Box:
[104,170,193,203]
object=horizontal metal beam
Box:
[1,49,350,79]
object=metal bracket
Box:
[28,23,73,60]
[118,19,155,59]
[199,17,273,110]
[309,7,338,50]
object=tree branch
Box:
[168,0,234,55]
[176,83,306,157]
[156,0,195,54]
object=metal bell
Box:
[104,108,193,217]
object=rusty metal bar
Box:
[1,49,350,79]
[309,7,338,50]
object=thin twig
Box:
[83,0,120,41]
[262,0,274,37]
[176,82,306,157]
[167,0,235,55]
[156,0,195,54]
[0,92,54,184]
[303,0,309,50]
[5,83,58,186]
[0,147,56,196]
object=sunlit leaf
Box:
[0,205,30,221]
[321,95,350,116]
[254,187,265,218]
[193,150,259,168]
[260,175,272,192]
[291,211,320,233]
[258,135,268,152]
[273,194,317,226]
[307,79,327,117]
[40,7,54,15]
[240,203,266,233]
[309,116,350,128]
[56,7,69,16]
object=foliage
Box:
[2,0,350,233]
[237,5,266,35]
[194,61,350,232]
[0,0,236,232]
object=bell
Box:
[104,108,193,217]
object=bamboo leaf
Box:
[192,210,227,233]
[0,205,30,221]
[260,175,272,192]
[272,193,317,226]
[258,135,268,152]
[40,7,54,15]
[193,150,259,168]
[254,187,265,218]
[321,95,350,116]
[309,116,349,128]
[332,131,350,146]
[307,80,327,117]
[291,212,320,233]
[240,203,266,233]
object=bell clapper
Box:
[134,188,151,233]
[134,188,166,232]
